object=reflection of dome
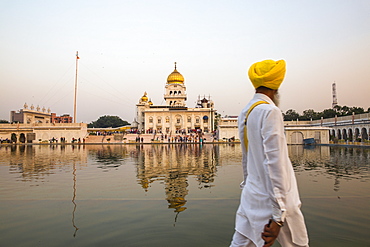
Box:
[167,62,184,84]
[141,92,148,102]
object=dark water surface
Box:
[0,144,369,247]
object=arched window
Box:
[337,129,342,140]
[361,128,368,141]
[170,91,173,95]
[331,129,336,138]
[149,117,153,123]
[157,117,162,124]
[342,129,348,140]
[355,128,360,141]
[203,115,209,123]
[166,117,170,123]
[291,132,304,144]
[187,116,191,123]
[19,133,26,143]
[348,129,353,141]
[196,117,200,124]
[11,133,17,143]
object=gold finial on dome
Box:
[141,92,148,102]
[167,62,184,84]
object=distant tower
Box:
[332,82,338,108]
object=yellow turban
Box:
[248,59,286,90]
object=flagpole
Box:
[73,51,79,123]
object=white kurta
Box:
[235,93,308,246]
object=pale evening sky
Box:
[1,0,369,124]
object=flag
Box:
[76,51,80,59]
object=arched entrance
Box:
[342,129,347,140]
[361,128,368,141]
[331,129,336,138]
[291,131,304,144]
[11,133,17,143]
[337,129,342,140]
[355,128,360,141]
[19,133,26,143]
[348,129,353,141]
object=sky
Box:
[1,0,369,124]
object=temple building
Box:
[10,103,73,124]
[135,63,216,134]
[11,103,52,124]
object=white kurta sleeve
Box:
[261,107,291,222]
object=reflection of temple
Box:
[135,145,219,214]
[165,171,188,213]
[2,145,88,181]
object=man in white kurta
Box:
[230,60,309,247]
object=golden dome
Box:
[141,92,148,102]
[167,62,184,84]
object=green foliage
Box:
[321,108,337,119]
[300,109,318,121]
[88,115,129,128]
[283,109,300,121]
[283,105,367,121]
[0,119,9,123]
[214,113,222,130]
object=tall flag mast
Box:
[332,82,338,108]
[73,51,80,123]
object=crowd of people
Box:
[48,137,85,143]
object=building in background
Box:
[134,63,217,134]
[11,103,52,124]
[217,116,239,141]
[51,113,73,123]
[10,103,73,124]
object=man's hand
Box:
[261,219,281,247]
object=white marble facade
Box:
[135,63,216,134]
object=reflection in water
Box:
[2,144,369,195]
[1,144,369,194]
[93,145,127,169]
[288,145,370,191]
[1,144,369,219]
[2,144,88,182]
[1,144,369,246]
[133,144,219,222]
[72,162,78,237]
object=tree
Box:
[283,109,300,121]
[214,113,222,130]
[321,108,337,119]
[348,106,365,115]
[333,105,341,114]
[339,105,350,116]
[0,119,9,123]
[301,109,318,120]
[88,115,129,128]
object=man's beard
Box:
[273,91,280,107]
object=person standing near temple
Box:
[230,59,309,247]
